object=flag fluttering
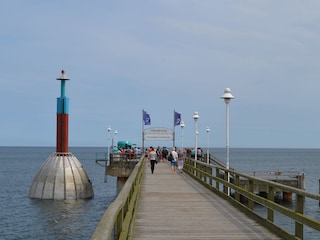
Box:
[143,110,151,125]
[174,111,181,126]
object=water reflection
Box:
[31,199,91,239]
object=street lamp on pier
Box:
[180,121,185,151]
[221,88,234,196]
[114,130,118,148]
[193,112,200,167]
[107,126,111,163]
[206,127,210,164]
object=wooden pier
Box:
[130,161,281,240]
[91,156,320,240]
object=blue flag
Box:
[174,111,181,126]
[143,110,151,125]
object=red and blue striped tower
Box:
[29,70,94,200]
[56,69,69,153]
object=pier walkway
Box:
[131,161,281,240]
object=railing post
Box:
[223,169,228,195]
[295,194,304,239]
[248,179,254,210]
[216,168,220,190]
[268,185,274,222]
[235,175,240,202]
[209,166,213,186]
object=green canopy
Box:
[117,141,132,149]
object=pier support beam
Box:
[117,177,128,194]
[283,191,293,202]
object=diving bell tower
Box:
[29,70,94,200]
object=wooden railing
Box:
[90,156,145,240]
[183,157,320,240]
[91,155,320,240]
[95,152,144,165]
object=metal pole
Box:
[193,112,199,174]
[173,109,175,148]
[221,88,234,197]
[180,121,185,151]
[226,102,230,169]
[226,102,230,196]
[107,126,111,163]
[206,127,210,164]
[181,127,183,150]
[114,130,118,147]
[195,121,198,163]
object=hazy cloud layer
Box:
[1,1,320,148]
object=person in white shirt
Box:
[170,147,178,174]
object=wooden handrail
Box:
[90,156,145,240]
[183,157,320,239]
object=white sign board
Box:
[144,127,173,141]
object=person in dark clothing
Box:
[161,147,168,162]
[148,146,157,174]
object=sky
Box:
[1,0,320,149]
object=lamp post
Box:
[193,112,200,167]
[206,126,210,164]
[180,121,185,151]
[114,130,118,148]
[107,126,111,163]
[221,88,234,196]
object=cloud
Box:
[1,1,320,148]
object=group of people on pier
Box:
[111,146,143,160]
[146,146,186,174]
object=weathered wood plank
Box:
[130,161,282,240]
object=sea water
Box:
[0,147,117,240]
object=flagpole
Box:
[173,109,175,148]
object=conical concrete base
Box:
[29,152,94,200]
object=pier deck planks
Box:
[131,161,282,240]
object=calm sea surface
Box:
[0,147,117,240]
[1,147,320,239]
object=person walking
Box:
[148,146,157,174]
[156,146,161,163]
[169,147,178,174]
[177,149,184,174]
[161,147,168,162]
